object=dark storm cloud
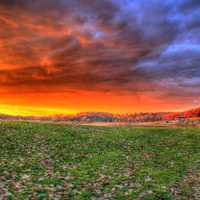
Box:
[0,0,200,99]
[179,0,200,11]
[0,0,24,7]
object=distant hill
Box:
[0,107,200,123]
[164,107,200,120]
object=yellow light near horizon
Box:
[0,104,76,116]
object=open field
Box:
[0,122,200,199]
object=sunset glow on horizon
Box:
[0,0,200,116]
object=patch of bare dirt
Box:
[171,168,200,200]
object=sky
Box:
[0,0,200,115]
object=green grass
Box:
[0,122,200,199]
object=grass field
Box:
[0,122,200,199]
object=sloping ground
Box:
[0,122,200,199]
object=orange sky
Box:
[0,88,198,116]
[0,1,200,116]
